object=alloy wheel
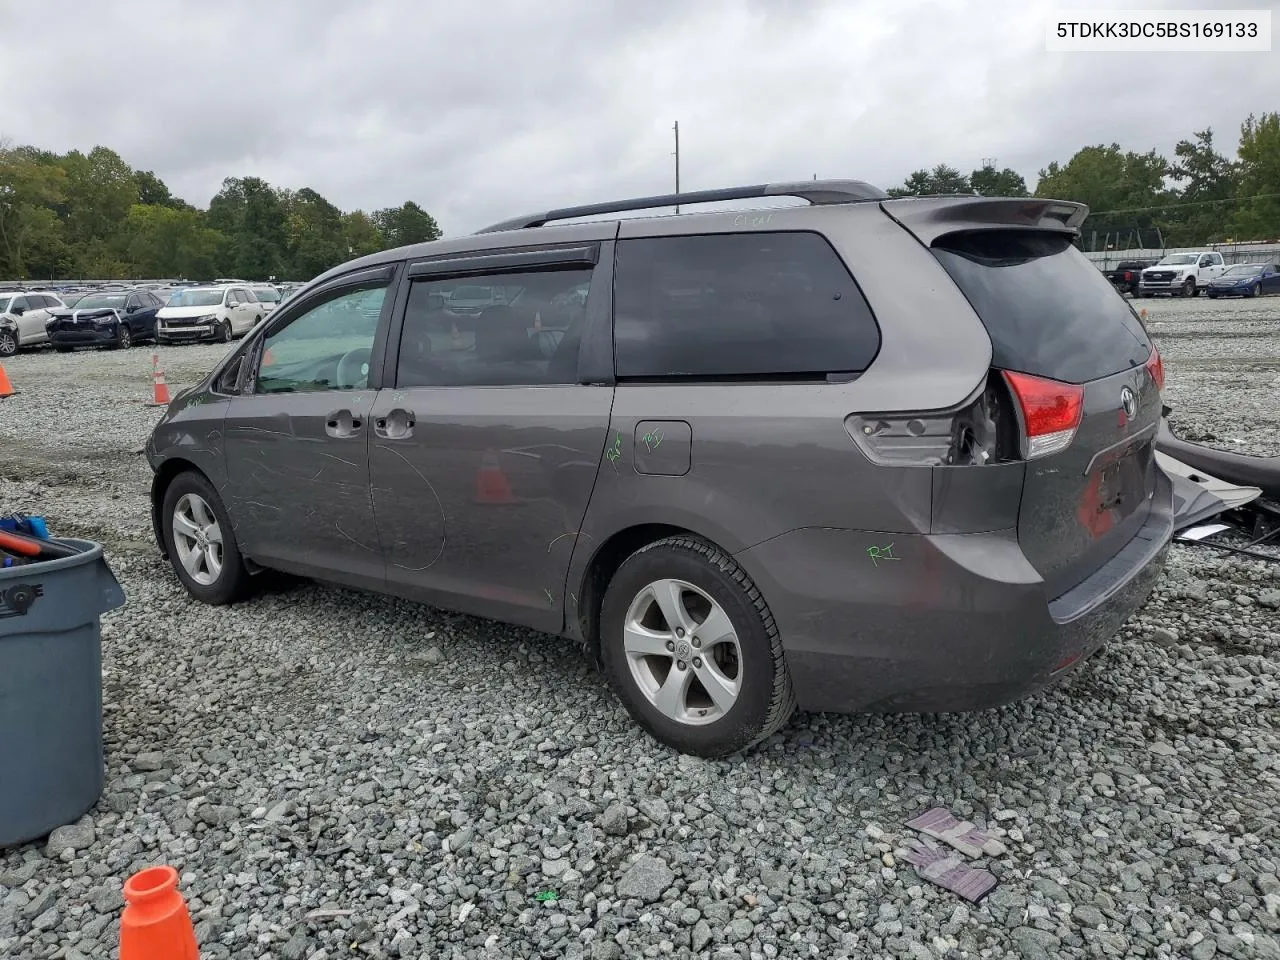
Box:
[172,493,224,586]
[622,578,743,725]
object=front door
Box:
[222,268,398,589]
[369,250,612,632]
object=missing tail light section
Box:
[848,376,1020,467]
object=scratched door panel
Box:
[369,385,613,633]
[223,390,384,588]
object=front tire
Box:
[600,535,795,757]
[0,330,16,357]
[112,324,133,349]
[1183,277,1197,297]
[161,471,251,605]
[218,320,232,343]
[1251,283,1262,298]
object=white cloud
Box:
[2,0,1276,234]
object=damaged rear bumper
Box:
[734,469,1174,715]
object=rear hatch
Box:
[885,200,1161,598]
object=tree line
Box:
[0,142,441,281]
[890,112,1279,250]
[3,111,1277,280]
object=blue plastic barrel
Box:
[0,539,125,847]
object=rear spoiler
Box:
[880,197,1089,245]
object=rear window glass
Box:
[613,231,880,380]
[932,231,1151,384]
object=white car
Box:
[155,285,263,344]
[250,286,282,316]
[0,291,66,356]
[1138,252,1229,297]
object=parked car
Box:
[250,286,282,316]
[1104,259,1157,296]
[1205,262,1280,298]
[145,181,1172,756]
[59,291,95,308]
[0,291,66,355]
[45,289,164,351]
[156,285,263,344]
[446,284,504,317]
[1138,251,1229,297]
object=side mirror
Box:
[10,304,23,316]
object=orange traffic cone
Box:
[146,355,171,407]
[0,363,15,398]
[119,865,199,960]
[474,449,515,504]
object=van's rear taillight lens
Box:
[1144,347,1164,391]
[1002,370,1084,460]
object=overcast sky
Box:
[2,0,1276,234]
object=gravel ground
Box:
[1,298,1278,960]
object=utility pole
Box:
[673,121,680,214]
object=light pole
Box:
[673,121,680,214]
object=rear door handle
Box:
[325,410,364,438]
[374,408,415,440]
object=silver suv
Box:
[146,181,1173,756]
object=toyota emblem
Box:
[1120,386,1137,420]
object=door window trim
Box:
[382,243,614,389]
[232,263,402,396]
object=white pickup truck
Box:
[1138,251,1229,297]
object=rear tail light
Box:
[1123,271,1133,281]
[1144,346,1164,391]
[1002,370,1084,460]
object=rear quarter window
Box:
[613,231,880,380]
[931,231,1152,384]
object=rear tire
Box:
[599,535,795,757]
[161,471,252,605]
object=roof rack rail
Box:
[474,179,888,234]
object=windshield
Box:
[252,288,280,302]
[1222,264,1263,276]
[167,289,225,307]
[1156,254,1198,265]
[75,294,127,309]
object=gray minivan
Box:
[146,181,1173,756]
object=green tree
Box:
[122,204,223,278]
[59,146,139,242]
[0,144,67,278]
[208,176,288,279]
[134,169,176,207]
[283,187,346,279]
[1035,144,1172,247]
[1162,129,1238,245]
[341,210,384,259]
[372,201,442,247]
[888,164,972,197]
[970,166,1029,197]
[1230,112,1280,240]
